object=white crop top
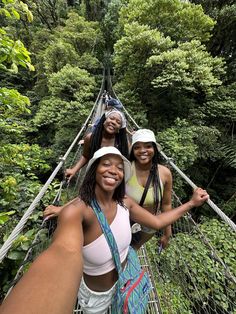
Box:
[83,203,131,276]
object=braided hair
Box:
[89,113,129,160]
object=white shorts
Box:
[78,277,116,314]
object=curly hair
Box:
[129,143,162,212]
[79,158,126,205]
[89,114,129,160]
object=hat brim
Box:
[86,147,131,182]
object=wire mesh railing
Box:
[145,194,236,314]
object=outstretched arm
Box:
[43,198,77,219]
[127,187,209,231]
[65,133,91,181]
[0,202,84,314]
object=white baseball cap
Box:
[131,129,158,148]
[86,146,131,182]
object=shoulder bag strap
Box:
[91,199,122,276]
[139,171,153,206]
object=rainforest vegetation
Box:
[0,0,235,312]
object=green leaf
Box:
[26,10,33,23]
[11,8,20,20]
[8,251,24,260]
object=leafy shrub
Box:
[146,219,236,313]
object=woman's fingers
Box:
[43,205,56,217]
[192,187,209,206]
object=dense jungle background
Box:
[0,0,235,313]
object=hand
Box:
[189,187,209,207]
[65,168,77,181]
[159,234,170,249]
[43,205,62,220]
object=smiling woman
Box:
[43,109,129,220]
[65,109,129,181]
[127,129,173,250]
[0,146,209,314]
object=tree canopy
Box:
[0,0,235,309]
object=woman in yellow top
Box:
[126,129,172,250]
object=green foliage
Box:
[221,143,236,169]
[0,0,33,22]
[193,125,221,160]
[198,219,236,277]
[146,219,236,313]
[0,223,50,297]
[36,32,101,75]
[203,83,236,123]
[59,12,102,53]
[41,40,80,75]
[77,52,101,70]
[0,211,15,225]
[157,282,192,314]
[0,143,52,173]
[113,22,174,114]
[147,40,225,95]
[114,22,173,83]
[221,195,236,219]
[158,119,198,170]
[48,64,95,100]
[113,13,225,142]
[6,228,40,261]
[0,87,31,140]
[34,65,95,130]
[101,0,124,50]
[26,0,67,29]
[0,28,34,72]
[32,11,102,96]
[0,0,58,300]
[0,0,20,20]
[146,237,192,314]
[193,1,236,82]
[0,0,34,72]
[0,144,52,210]
[0,87,30,115]
[119,0,215,42]
[109,84,148,127]
[79,0,108,21]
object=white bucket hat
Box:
[105,109,126,129]
[131,129,158,149]
[86,146,131,182]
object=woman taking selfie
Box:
[1,147,209,314]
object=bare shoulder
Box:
[84,132,92,143]
[83,133,92,158]
[158,164,172,179]
[123,195,134,210]
[59,198,87,223]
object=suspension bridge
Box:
[0,70,235,314]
